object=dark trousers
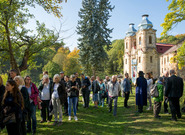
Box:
[21,117,26,135]
[82,90,90,108]
[6,121,21,135]
[168,97,181,119]
[124,92,130,107]
[27,102,37,132]
[164,98,169,113]
[153,101,161,117]
[64,98,68,114]
[41,100,51,121]
[138,105,143,113]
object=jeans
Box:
[27,102,37,132]
[68,97,78,116]
[109,96,118,116]
[98,92,102,105]
[82,90,90,107]
[52,98,62,122]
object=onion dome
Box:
[126,23,137,37]
[138,14,153,30]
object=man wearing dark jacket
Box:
[75,72,81,110]
[81,74,90,108]
[165,69,184,121]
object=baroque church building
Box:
[123,15,185,83]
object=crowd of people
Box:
[0,69,184,135]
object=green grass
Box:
[1,87,185,135]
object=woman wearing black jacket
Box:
[67,75,79,121]
[14,76,31,135]
[2,80,24,135]
[0,76,5,105]
[51,74,66,126]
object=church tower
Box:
[124,23,137,77]
[136,14,159,78]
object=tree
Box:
[161,0,185,68]
[0,0,65,74]
[77,0,114,76]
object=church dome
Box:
[138,14,153,30]
[126,23,137,37]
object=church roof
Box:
[126,23,137,37]
[156,43,174,54]
[138,15,153,30]
[162,45,179,56]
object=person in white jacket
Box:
[146,72,153,110]
[107,75,121,116]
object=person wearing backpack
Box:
[153,77,164,118]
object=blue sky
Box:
[27,0,185,50]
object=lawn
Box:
[1,87,185,135]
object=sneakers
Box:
[74,116,78,121]
[68,116,71,121]
[146,107,152,111]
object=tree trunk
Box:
[5,23,20,74]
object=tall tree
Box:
[77,0,114,76]
[0,0,65,74]
[161,0,185,69]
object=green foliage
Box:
[77,0,114,76]
[161,0,185,36]
[157,34,185,44]
[175,42,185,69]
[1,73,8,85]
[105,39,124,75]
[42,61,61,78]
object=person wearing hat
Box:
[135,71,147,113]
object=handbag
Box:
[3,113,16,125]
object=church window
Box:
[164,58,166,64]
[167,56,169,62]
[134,42,136,49]
[139,37,141,45]
[149,36,152,44]
[161,58,163,64]
[162,68,163,73]
[139,57,141,63]
[150,56,153,63]
[125,59,127,64]
[126,42,128,49]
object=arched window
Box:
[139,37,141,45]
[134,42,136,49]
[126,42,128,49]
[149,35,152,44]
[125,59,127,64]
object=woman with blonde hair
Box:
[14,76,30,135]
[2,80,24,135]
[51,74,65,126]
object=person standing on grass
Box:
[51,74,66,126]
[99,79,106,107]
[38,74,52,123]
[24,76,38,135]
[146,72,153,111]
[81,74,91,108]
[2,80,24,135]
[153,77,164,118]
[14,76,31,135]
[162,71,169,114]
[107,75,121,116]
[91,76,99,108]
[135,71,147,113]
[66,75,79,121]
[8,69,18,80]
[60,71,68,116]
[104,76,110,104]
[75,72,81,110]
[121,73,131,108]
[165,69,184,121]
